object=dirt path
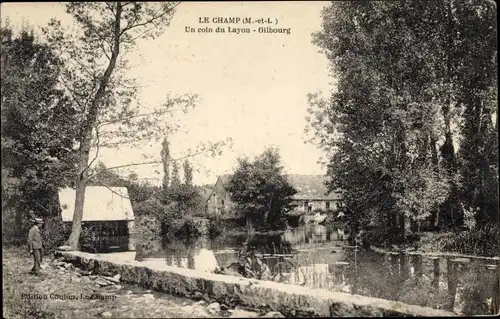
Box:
[3,248,263,319]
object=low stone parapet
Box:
[55,250,455,317]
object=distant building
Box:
[58,186,135,252]
[286,174,341,214]
[206,174,236,217]
[206,174,341,218]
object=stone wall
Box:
[55,250,456,317]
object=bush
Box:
[2,211,71,254]
[323,209,348,228]
[132,197,165,217]
[265,212,288,231]
[207,216,225,239]
[438,224,499,256]
[42,216,71,253]
[2,209,31,247]
[133,198,179,237]
[357,226,391,248]
[174,216,202,242]
[358,224,421,249]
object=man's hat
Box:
[34,218,44,224]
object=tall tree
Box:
[308,1,471,242]
[309,0,497,242]
[1,25,79,232]
[454,2,498,228]
[43,2,237,250]
[170,161,181,189]
[183,159,193,186]
[42,2,193,249]
[227,147,297,230]
[160,137,171,189]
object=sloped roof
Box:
[286,174,339,200]
[219,174,232,185]
[206,174,232,201]
[198,185,214,201]
[58,186,134,222]
[215,173,339,201]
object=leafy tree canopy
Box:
[1,25,79,219]
[227,147,297,230]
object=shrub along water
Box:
[207,216,225,239]
[432,225,499,257]
[174,216,202,242]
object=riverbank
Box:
[2,248,265,318]
[370,230,500,258]
[54,250,456,317]
[416,230,499,257]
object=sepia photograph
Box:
[1,1,498,318]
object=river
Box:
[108,224,497,316]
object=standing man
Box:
[28,218,44,276]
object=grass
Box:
[2,247,215,318]
[416,226,499,257]
[3,250,56,319]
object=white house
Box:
[58,186,135,251]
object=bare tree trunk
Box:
[430,134,441,228]
[265,196,273,225]
[67,131,92,249]
[67,3,123,250]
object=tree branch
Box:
[87,126,101,170]
[121,25,156,44]
[66,55,100,82]
[97,137,151,148]
[104,2,117,18]
[96,180,131,199]
[99,39,111,61]
[97,107,186,128]
[96,129,141,137]
[120,2,180,35]
[87,149,211,179]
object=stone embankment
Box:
[56,250,457,317]
[5,249,246,318]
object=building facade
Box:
[286,174,341,214]
[206,175,236,218]
[206,174,341,218]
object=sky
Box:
[2,2,334,186]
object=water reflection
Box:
[130,224,495,315]
[283,224,346,245]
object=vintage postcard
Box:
[2,1,498,318]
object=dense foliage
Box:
[41,2,199,249]
[88,160,206,240]
[308,1,498,246]
[1,26,79,244]
[227,147,297,230]
[3,2,224,250]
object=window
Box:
[325,201,330,210]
